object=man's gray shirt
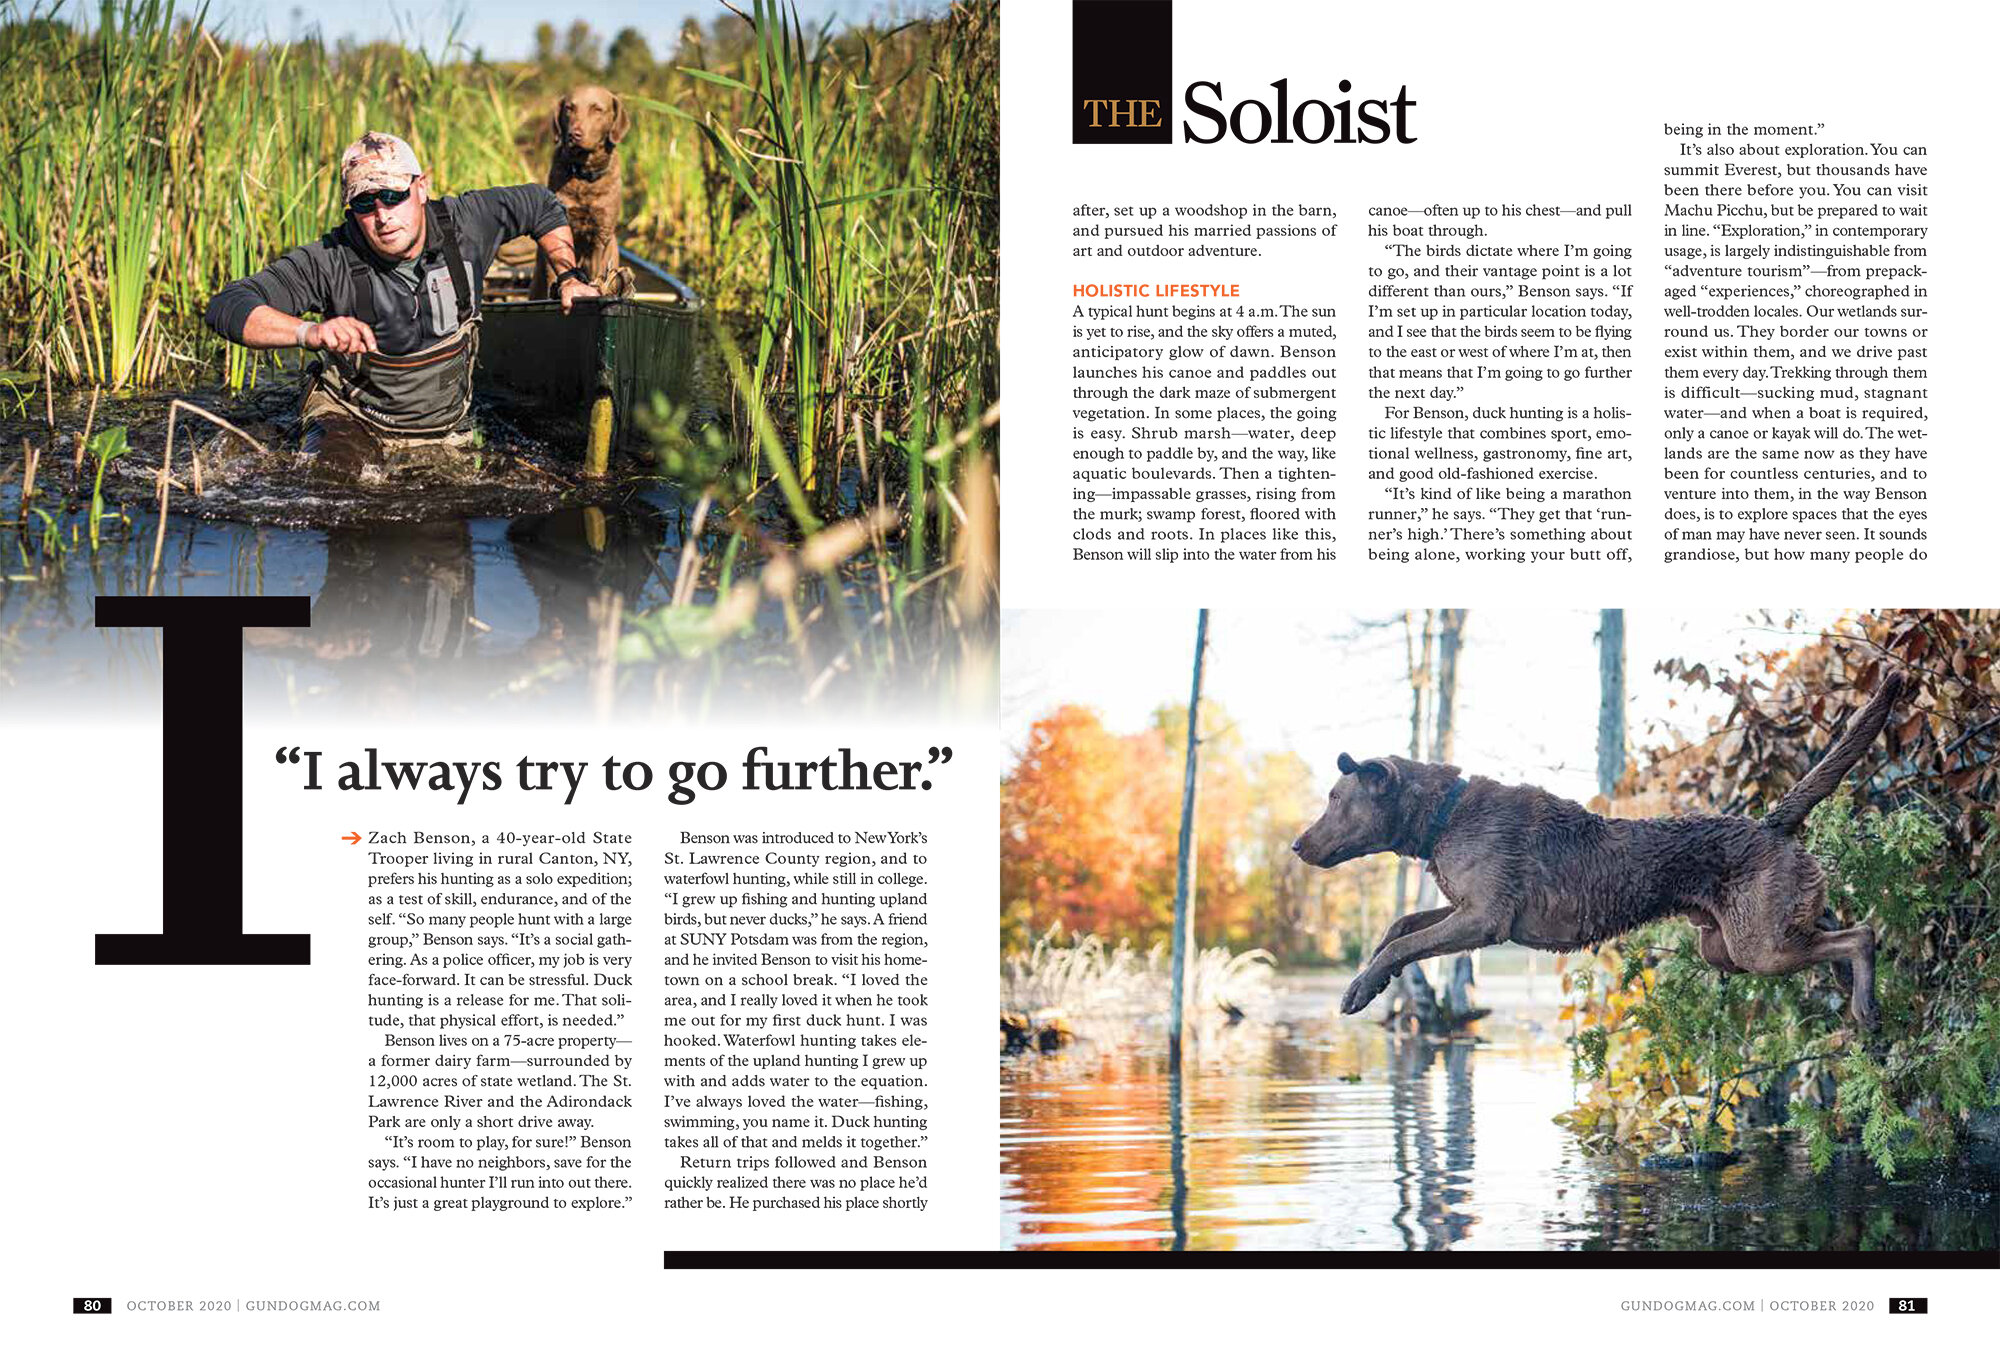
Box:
[204,185,567,356]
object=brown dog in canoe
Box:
[1294,672,1904,1025]
[514,84,633,298]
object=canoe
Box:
[476,250,702,472]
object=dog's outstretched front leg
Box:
[1367,905,1456,963]
[1341,910,1500,1015]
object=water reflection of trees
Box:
[1388,1037,1475,1250]
[999,1039,1176,1251]
[1002,1004,1485,1251]
[1003,993,1995,1253]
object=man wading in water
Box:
[205,131,600,469]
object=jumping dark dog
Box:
[1294,671,1904,1025]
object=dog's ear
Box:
[551,96,569,143]
[608,92,631,147]
[1343,756,1397,794]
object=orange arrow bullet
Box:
[342,831,361,845]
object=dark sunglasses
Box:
[346,186,412,215]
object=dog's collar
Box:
[559,149,613,182]
[1415,777,1468,859]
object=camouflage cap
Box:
[338,131,423,200]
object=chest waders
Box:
[305,200,480,438]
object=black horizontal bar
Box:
[95,596,311,628]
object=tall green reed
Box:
[647,3,997,562]
[85,422,128,546]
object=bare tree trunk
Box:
[1598,609,1626,798]
[1418,609,1464,913]
[1431,609,1478,1019]
[1433,609,1464,762]
[1167,609,1208,1072]
[1542,609,1626,1016]
[1394,610,1434,922]
[1393,611,1439,1026]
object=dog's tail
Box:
[1762,670,1905,835]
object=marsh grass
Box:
[1003,924,1279,1021]
[1004,928,1157,1017]
[594,1,997,706]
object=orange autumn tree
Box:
[1001,701,1340,955]
[1001,705,1176,947]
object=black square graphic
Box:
[1072,0,1174,144]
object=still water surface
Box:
[1000,972,1998,1251]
